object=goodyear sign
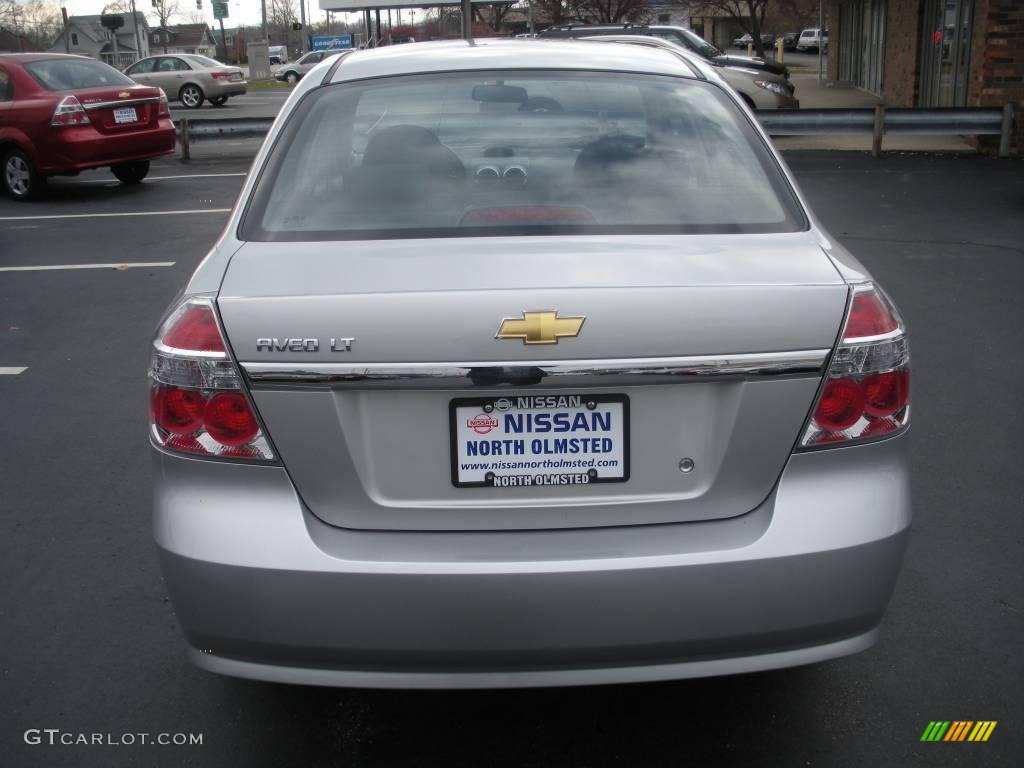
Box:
[312,35,353,51]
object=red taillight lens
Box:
[862,369,910,418]
[800,284,910,449]
[845,291,899,338]
[211,71,231,79]
[204,392,259,446]
[161,304,226,353]
[51,95,90,127]
[149,298,273,461]
[157,90,171,118]
[812,379,865,432]
[151,385,205,435]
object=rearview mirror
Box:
[472,84,528,104]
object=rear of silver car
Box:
[150,42,910,687]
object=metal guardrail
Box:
[756,105,1013,157]
[176,117,274,159]
[175,105,1015,160]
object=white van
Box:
[268,45,288,65]
[796,28,829,52]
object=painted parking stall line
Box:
[0,209,230,222]
[0,262,175,272]
[58,172,248,185]
[0,367,28,375]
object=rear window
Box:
[25,58,134,91]
[242,70,805,241]
[184,55,223,68]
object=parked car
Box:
[539,24,790,79]
[586,34,798,110]
[797,28,829,53]
[781,31,800,51]
[151,39,911,688]
[0,53,175,200]
[732,33,774,49]
[124,54,246,109]
[268,45,288,65]
[274,50,334,84]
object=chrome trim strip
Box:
[241,350,830,390]
[83,97,162,109]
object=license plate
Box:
[112,107,138,124]
[231,73,243,82]
[450,394,629,488]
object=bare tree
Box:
[531,0,585,27]
[151,0,181,28]
[578,0,650,24]
[472,2,514,34]
[533,0,648,26]
[1,0,64,48]
[691,0,770,57]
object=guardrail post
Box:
[180,117,190,161]
[872,105,885,158]
[999,103,1012,158]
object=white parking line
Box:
[0,367,28,375]
[0,209,230,222]
[0,262,175,272]
[59,172,247,185]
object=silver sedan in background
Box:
[150,39,910,688]
[124,54,246,108]
[587,34,798,109]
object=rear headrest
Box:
[363,125,464,179]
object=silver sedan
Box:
[150,39,911,688]
[587,34,798,109]
[124,54,246,108]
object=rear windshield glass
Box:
[25,58,134,91]
[242,70,805,241]
[184,55,223,68]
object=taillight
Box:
[157,89,171,118]
[211,71,231,80]
[51,96,90,127]
[149,297,274,461]
[799,283,910,449]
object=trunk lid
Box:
[77,84,162,134]
[218,233,847,531]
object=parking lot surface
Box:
[1,152,1021,767]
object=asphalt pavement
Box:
[168,89,293,121]
[1,151,1021,767]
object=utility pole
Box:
[261,0,267,41]
[61,5,70,53]
[299,0,306,53]
[461,0,472,41]
[129,0,142,62]
[817,0,824,85]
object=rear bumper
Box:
[207,81,247,98]
[154,435,911,688]
[37,120,176,174]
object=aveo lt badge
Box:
[495,311,585,345]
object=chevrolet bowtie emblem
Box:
[495,311,585,345]
[118,91,131,98]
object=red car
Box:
[0,54,176,200]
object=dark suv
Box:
[538,24,789,79]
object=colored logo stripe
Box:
[920,721,996,742]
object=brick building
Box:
[827,0,1023,152]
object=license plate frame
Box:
[449,393,630,489]
[112,106,138,124]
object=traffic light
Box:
[196,0,201,7]
[292,22,303,31]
